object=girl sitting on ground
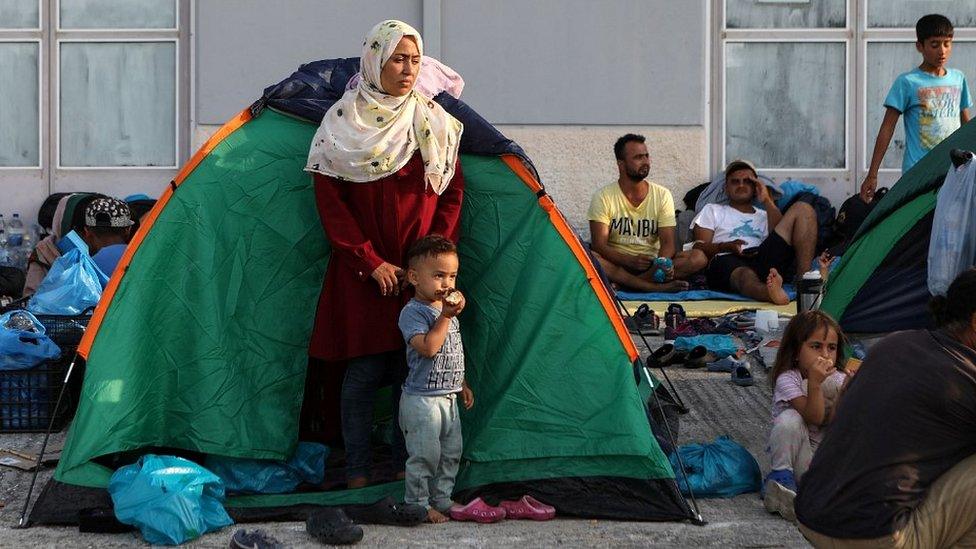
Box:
[763,310,849,522]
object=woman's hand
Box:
[809,356,835,385]
[371,262,404,296]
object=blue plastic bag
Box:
[669,436,761,498]
[204,441,329,494]
[108,455,234,545]
[28,248,109,315]
[674,335,738,358]
[0,310,60,370]
[928,159,976,296]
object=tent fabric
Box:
[821,118,976,332]
[55,98,689,519]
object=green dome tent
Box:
[821,119,976,333]
[41,59,692,523]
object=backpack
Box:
[827,187,888,256]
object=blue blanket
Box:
[617,285,796,302]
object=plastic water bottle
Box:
[7,213,24,248]
[0,230,10,267]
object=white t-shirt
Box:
[691,203,768,252]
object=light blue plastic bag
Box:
[27,248,109,315]
[674,335,738,358]
[928,159,976,296]
[669,436,761,498]
[108,455,234,545]
[0,310,60,370]
[204,441,329,494]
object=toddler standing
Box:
[398,235,473,523]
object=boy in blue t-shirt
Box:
[861,14,972,202]
[397,234,473,523]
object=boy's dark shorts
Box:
[705,232,796,293]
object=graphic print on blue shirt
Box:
[426,328,464,391]
[730,220,764,241]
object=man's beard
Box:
[626,167,649,182]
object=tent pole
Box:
[640,360,706,526]
[16,354,77,529]
[615,298,689,412]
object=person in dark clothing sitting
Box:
[795,268,976,548]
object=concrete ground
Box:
[0,331,808,547]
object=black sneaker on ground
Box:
[306,507,364,545]
[229,528,285,549]
[344,496,427,526]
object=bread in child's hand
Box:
[444,289,462,306]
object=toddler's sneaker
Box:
[762,469,797,523]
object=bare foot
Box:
[426,508,449,523]
[648,280,689,293]
[766,269,790,305]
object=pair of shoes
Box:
[624,304,660,335]
[449,497,506,523]
[230,529,285,549]
[763,470,797,523]
[307,507,364,545]
[731,365,754,386]
[344,496,427,526]
[499,495,556,520]
[664,303,687,330]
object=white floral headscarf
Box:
[305,20,463,194]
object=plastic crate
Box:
[34,312,92,349]
[0,353,76,433]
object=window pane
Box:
[0,42,39,167]
[60,42,176,167]
[868,1,976,28]
[726,42,846,169]
[0,0,38,28]
[60,0,175,29]
[866,42,976,170]
[727,0,845,29]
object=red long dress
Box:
[309,153,464,361]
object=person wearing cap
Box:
[587,134,708,293]
[691,160,818,304]
[82,197,134,277]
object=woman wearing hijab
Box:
[305,20,464,489]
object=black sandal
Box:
[306,507,364,545]
[344,496,426,526]
[683,345,709,369]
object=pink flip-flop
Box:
[449,497,506,523]
[499,495,556,520]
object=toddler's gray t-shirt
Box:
[398,298,465,396]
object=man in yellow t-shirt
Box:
[588,134,707,292]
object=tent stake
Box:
[16,354,77,529]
